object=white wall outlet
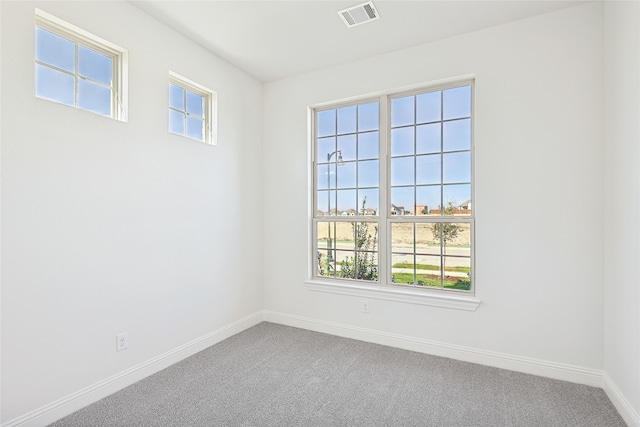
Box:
[362,300,369,313]
[116,332,129,351]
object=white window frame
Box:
[35,8,128,122]
[307,78,480,311]
[168,71,217,145]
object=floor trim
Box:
[2,311,263,427]
[602,372,640,427]
[263,310,603,388]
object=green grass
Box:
[392,263,470,273]
[391,272,471,291]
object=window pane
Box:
[391,187,413,215]
[337,134,356,162]
[415,255,443,288]
[338,222,379,281]
[337,189,356,213]
[358,189,379,214]
[358,102,379,131]
[35,64,75,106]
[443,85,471,120]
[416,91,441,123]
[317,109,336,137]
[78,46,112,86]
[443,119,471,152]
[417,123,441,154]
[416,223,441,255]
[337,105,356,135]
[443,184,471,215]
[168,109,185,135]
[391,96,414,127]
[169,84,184,110]
[443,256,471,290]
[416,186,441,216]
[391,253,414,285]
[391,157,414,186]
[317,248,335,277]
[391,223,413,253]
[336,162,356,189]
[78,79,111,116]
[35,28,75,72]
[320,163,336,190]
[317,137,336,164]
[391,127,414,156]
[358,160,379,188]
[316,190,335,216]
[358,131,378,160]
[186,116,204,140]
[446,223,471,256]
[443,151,471,183]
[416,154,441,185]
[186,91,204,116]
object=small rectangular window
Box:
[168,72,217,145]
[35,9,128,121]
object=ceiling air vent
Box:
[338,1,380,28]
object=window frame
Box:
[308,78,479,310]
[35,8,128,122]
[168,71,217,145]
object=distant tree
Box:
[431,201,462,279]
[421,206,429,215]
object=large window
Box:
[35,9,127,121]
[312,81,474,294]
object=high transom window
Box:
[168,71,217,145]
[35,9,127,121]
[312,81,474,293]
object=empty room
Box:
[1,0,639,426]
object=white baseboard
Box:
[263,310,603,388]
[603,372,640,427]
[3,311,264,427]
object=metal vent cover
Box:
[338,1,380,28]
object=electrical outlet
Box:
[116,332,129,351]
[362,300,369,313]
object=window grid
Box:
[388,83,473,292]
[314,100,381,283]
[313,81,473,294]
[35,9,127,121]
[168,71,216,145]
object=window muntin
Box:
[35,9,127,121]
[388,84,472,291]
[312,81,474,293]
[315,101,381,282]
[168,72,217,145]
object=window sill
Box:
[305,279,481,311]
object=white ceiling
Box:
[131,0,585,82]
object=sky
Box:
[316,85,472,215]
[35,27,113,116]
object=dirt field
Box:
[317,221,471,246]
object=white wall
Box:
[1,1,263,424]
[604,1,640,423]
[263,2,605,375]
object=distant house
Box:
[362,208,377,216]
[342,209,356,216]
[415,205,428,215]
[317,210,326,216]
[391,204,405,215]
[460,200,472,210]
